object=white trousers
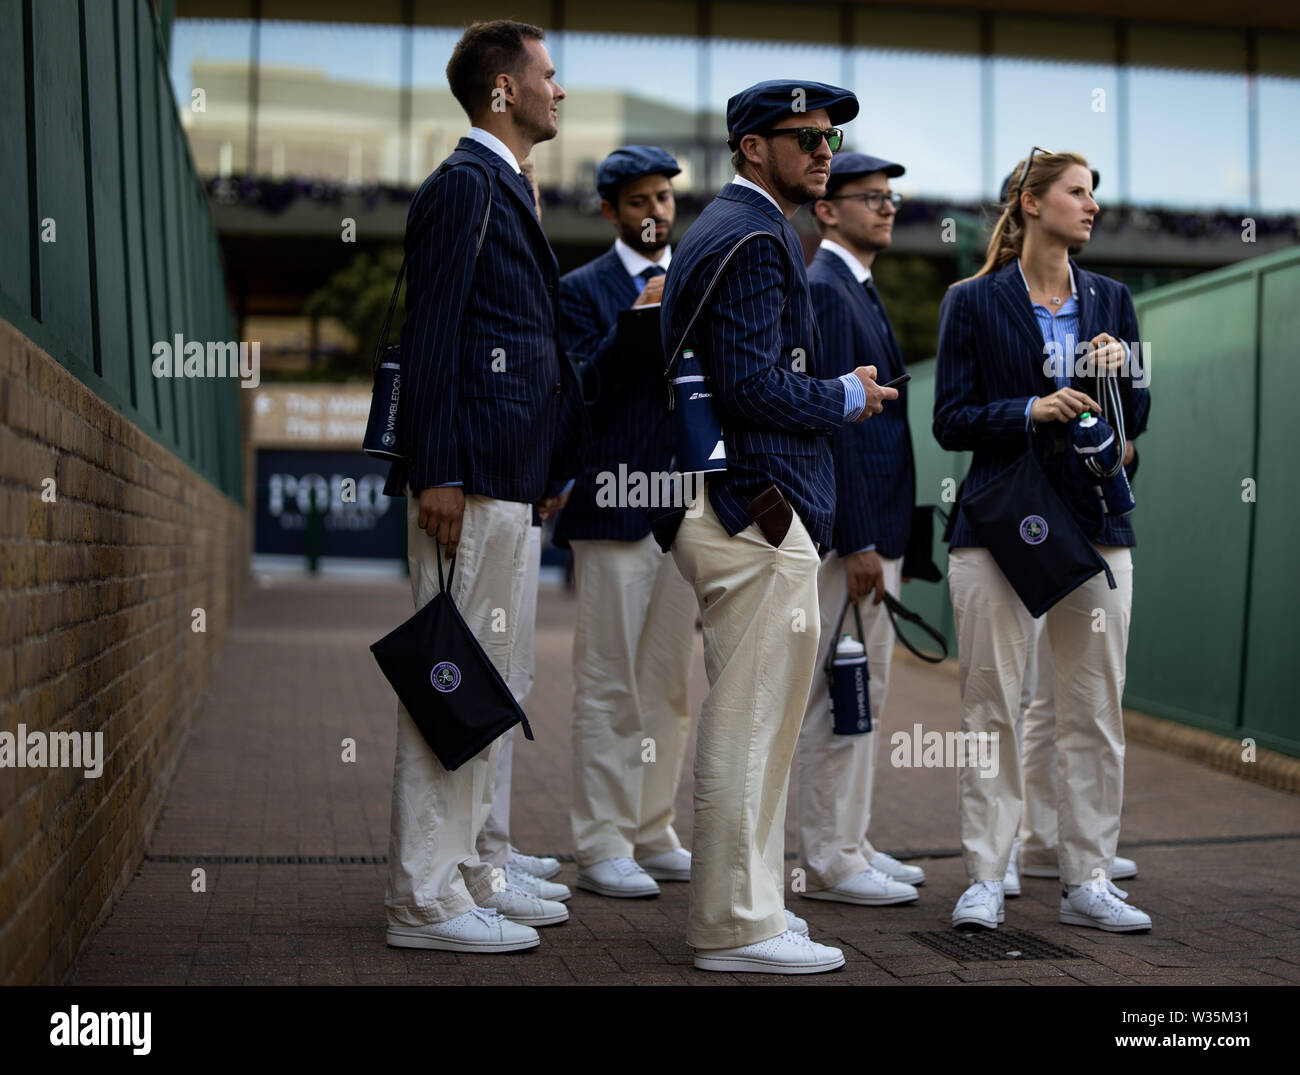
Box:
[796,553,903,890]
[569,534,698,866]
[670,495,823,949]
[385,495,530,926]
[1016,617,1060,870]
[948,546,1132,887]
[478,525,542,867]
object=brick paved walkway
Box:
[69,576,1300,986]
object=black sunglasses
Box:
[764,126,843,153]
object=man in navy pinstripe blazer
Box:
[658,80,897,975]
[383,20,588,957]
[555,147,700,900]
[795,152,926,911]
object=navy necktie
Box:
[863,278,902,371]
[514,169,539,220]
[638,265,666,282]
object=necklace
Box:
[1050,296,1063,305]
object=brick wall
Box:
[0,317,249,984]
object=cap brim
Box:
[826,97,860,126]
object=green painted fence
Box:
[0,0,240,502]
[905,245,1300,756]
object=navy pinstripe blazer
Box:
[932,258,1151,548]
[553,245,669,546]
[659,183,846,549]
[807,247,916,559]
[386,138,588,502]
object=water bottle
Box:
[829,633,871,736]
[1073,412,1135,517]
[669,349,727,474]
[363,345,404,460]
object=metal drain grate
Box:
[909,928,1081,962]
[145,854,387,864]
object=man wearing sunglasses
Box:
[796,152,924,911]
[657,80,897,975]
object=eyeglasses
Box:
[763,126,843,153]
[827,191,903,211]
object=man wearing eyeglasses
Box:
[795,151,925,911]
[657,80,897,975]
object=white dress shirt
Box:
[466,126,521,174]
[613,237,671,281]
[729,174,782,213]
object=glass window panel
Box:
[1127,67,1250,210]
[1258,76,1300,212]
[409,27,466,183]
[991,59,1119,205]
[254,21,404,182]
[546,32,702,193]
[171,18,256,176]
[850,48,983,202]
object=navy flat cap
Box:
[825,151,905,195]
[726,80,859,150]
[595,145,681,202]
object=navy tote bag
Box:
[371,551,533,771]
[960,430,1115,618]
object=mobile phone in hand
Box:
[881,374,911,389]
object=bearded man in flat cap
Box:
[657,79,896,975]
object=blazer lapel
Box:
[597,246,640,308]
[821,251,900,377]
[456,138,559,278]
[1072,260,1105,348]
[992,259,1049,362]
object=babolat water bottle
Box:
[669,349,727,474]
[1073,411,1135,516]
[830,633,871,736]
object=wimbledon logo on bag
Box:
[1019,515,1048,545]
[431,662,461,692]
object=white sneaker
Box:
[480,882,569,926]
[1060,883,1152,932]
[636,847,691,881]
[694,930,844,975]
[508,846,562,880]
[504,862,571,903]
[869,851,926,886]
[576,856,660,898]
[784,909,810,937]
[386,907,539,953]
[1022,854,1138,881]
[803,866,918,906]
[1004,840,1021,898]
[952,880,1004,930]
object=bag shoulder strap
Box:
[435,549,457,597]
[882,593,949,663]
[665,229,790,387]
[372,158,494,373]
